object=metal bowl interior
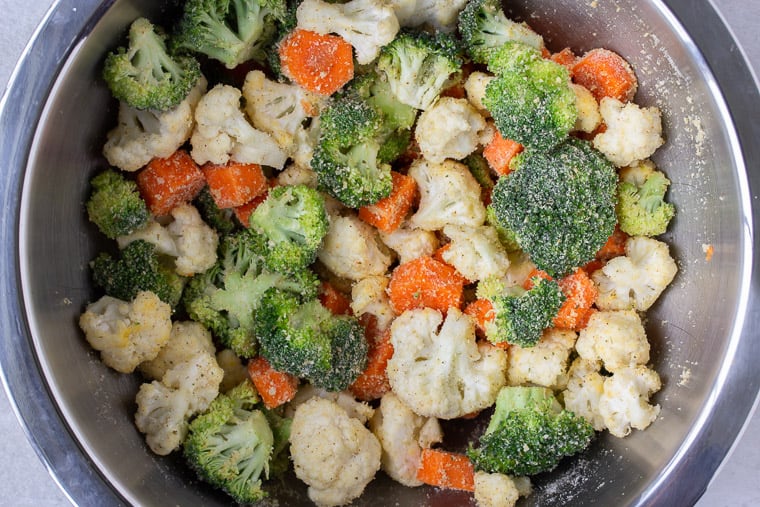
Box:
[2,0,759,505]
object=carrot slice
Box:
[388,255,466,314]
[349,326,394,401]
[524,268,597,331]
[247,356,299,409]
[136,149,205,216]
[416,448,475,492]
[319,281,353,316]
[358,171,418,234]
[202,161,268,209]
[279,29,354,96]
[483,129,523,176]
[550,47,577,74]
[572,48,638,102]
[233,189,270,227]
[464,298,495,338]
[595,225,629,260]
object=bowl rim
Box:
[1,0,759,505]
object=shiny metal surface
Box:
[0,0,758,506]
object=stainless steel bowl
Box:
[1,0,759,505]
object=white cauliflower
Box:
[389,0,468,32]
[507,328,577,390]
[387,307,507,419]
[368,392,443,487]
[288,384,376,424]
[103,76,207,172]
[118,203,218,276]
[78,291,172,374]
[593,97,664,167]
[297,0,400,64]
[441,224,510,282]
[474,472,520,507]
[415,97,488,163]
[408,158,487,231]
[575,310,650,372]
[290,397,382,506]
[190,84,287,168]
[134,352,224,455]
[464,71,495,114]
[593,236,678,311]
[571,83,601,133]
[379,224,439,265]
[139,320,215,381]
[351,275,395,331]
[215,349,249,393]
[277,163,319,188]
[561,357,607,431]
[598,365,661,437]
[317,214,393,281]
[292,116,322,170]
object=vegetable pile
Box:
[79,0,679,505]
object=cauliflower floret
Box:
[571,83,601,133]
[290,397,382,506]
[464,71,495,115]
[297,0,400,64]
[561,357,607,431]
[139,320,215,381]
[389,0,468,32]
[78,291,172,374]
[288,384,376,423]
[507,328,577,390]
[369,392,443,487]
[190,83,287,168]
[117,220,177,255]
[215,349,249,393]
[408,158,487,231]
[103,76,207,172]
[575,310,650,372]
[593,236,678,311]
[277,163,319,188]
[317,214,393,281]
[415,97,488,163]
[593,97,664,167]
[598,365,662,437]
[292,116,322,170]
[474,472,520,507]
[442,224,510,282]
[351,276,395,332]
[387,307,507,419]
[379,224,439,265]
[134,352,224,455]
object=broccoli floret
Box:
[172,0,287,69]
[485,205,520,252]
[483,41,576,152]
[85,169,149,239]
[617,171,675,237]
[183,230,319,357]
[490,138,618,277]
[248,184,329,274]
[376,30,463,111]
[103,18,202,111]
[193,185,240,235]
[468,386,594,476]
[483,276,565,348]
[183,380,277,504]
[458,0,543,65]
[255,289,368,391]
[91,240,185,308]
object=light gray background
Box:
[0,0,758,505]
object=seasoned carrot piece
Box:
[388,256,466,314]
[349,327,394,401]
[416,448,475,492]
[358,171,418,234]
[550,47,577,74]
[136,149,205,216]
[572,48,638,102]
[279,29,354,96]
[233,190,270,227]
[596,225,629,260]
[202,161,268,209]
[247,356,299,409]
[464,298,495,337]
[483,129,523,176]
[319,281,353,316]
[524,268,597,331]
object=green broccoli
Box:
[91,240,185,308]
[248,184,329,275]
[183,230,319,357]
[172,0,287,69]
[489,138,618,277]
[617,170,675,236]
[255,289,368,391]
[468,386,594,476]
[183,380,282,504]
[85,169,149,239]
[376,30,463,111]
[103,17,202,111]
[479,276,565,347]
[193,185,240,235]
[458,0,544,65]
[483,41,576,151]
[485,205,520,252]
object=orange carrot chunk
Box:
[388,256,466,314]
[279,29,354,96]
[595,225,629,260]
[572,48,638,103]
[233,189,270,227]
[319,281,353,316]
[550,47,578,74]
[202,161,268,209]
[416,448,475,492]
[358,171,418,234]
[483,129,523,176]
[349,327,394,401]
[464,298,495,338]
[136,149,206,216]
[247,356,299,409]
[555,268,598,331]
